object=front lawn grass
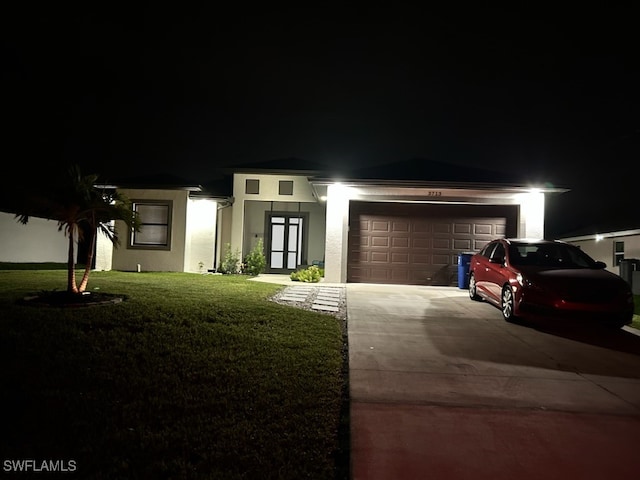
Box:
[0,270,348,479]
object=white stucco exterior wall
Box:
[516,190,545,239]
[111,189,189,272]
[94,221,114,271]
[323,184,351,283]
[0,212,72,263]
[231,173,320,260]
[184,197,217,273]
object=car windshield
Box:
[508,242,597,268]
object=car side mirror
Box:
[594,260,607,269]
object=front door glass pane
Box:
[287,252,297,269]
[272,225,284,250]
[288,225,298,251]
[271,252,283,269]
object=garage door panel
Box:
[412,237,431,248]
[372,221,390,232]
[433,223,451,233]
[392,221,410,232]
[432,254,451,265]
[391,252,409,263]
[391,270,409,281]
[370,268,391,282]
[349,266,368,281]
[433,238,451,249]
[411,253,430,264]
[355,251,369,262]
[413,222,432,233]
[371,251,389,263]
[391,236,410,248]
[371,236,389,247]
[453,223,472,234]
[348,203,516,285]
[474,224,493,235]
[473,239,491,250]
[351,235,367,247]
[453,239,473,250]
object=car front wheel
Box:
[469,273,481,301]
[501,285,517,322]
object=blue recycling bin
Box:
[457,252,474,289]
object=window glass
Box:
[288,225,299,251]
[480,242,497,259]
[131,201,171,249]
[287,252,297,269]
[136,204,168,223]
[134,225,168,245]
[246,179,260,194]
[271,252,283,268]
[279,180,294,195]
[510,242,597,268]
[491,243,505,263]
[271,224,285,250]
[614,241,624,266]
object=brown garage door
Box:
[347,202,517,285]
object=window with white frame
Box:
[614,241,624,266]
[129,200,172,249]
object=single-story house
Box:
[560,225,640,294]
[91,159,568,286]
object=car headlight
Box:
[516,273,532,288]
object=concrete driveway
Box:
[347,284,640,480]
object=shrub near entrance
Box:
[244,238,267,276]
[290,265,323,283]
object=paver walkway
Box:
[277,284,345,314]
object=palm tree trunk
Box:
[67,224,78,294]
[77,227,96,293]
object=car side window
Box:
[490,243,506,263]
[480,242,496,259]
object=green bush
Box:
[244,238,267,276]
[290,265,323,283]
[219,243,241,274]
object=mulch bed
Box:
[19,291,125,308]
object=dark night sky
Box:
[2,5,638,237]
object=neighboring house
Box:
[560,226,640,294]
[96,159,568,287]
[0,211,72,263]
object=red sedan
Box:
[468,238,634,328]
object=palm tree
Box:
[14,164,140,294]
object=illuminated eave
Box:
[310,178,567,203]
